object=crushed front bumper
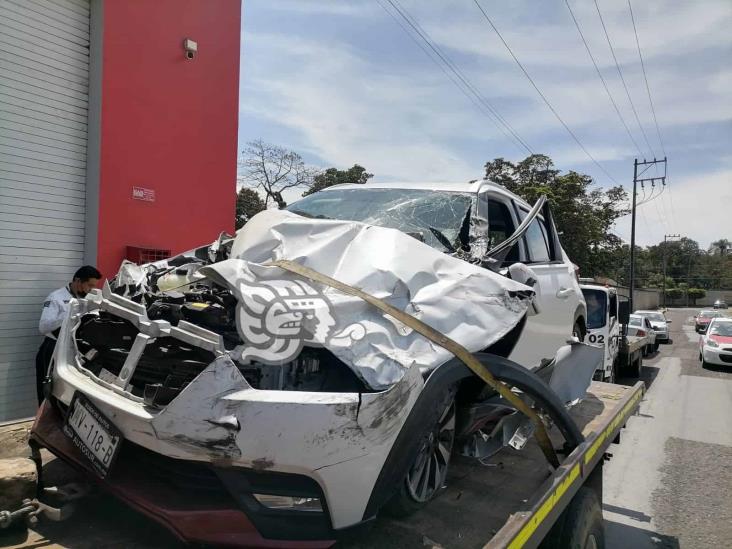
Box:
[44,297,424,538]
[31,399,336,548]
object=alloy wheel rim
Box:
[406,399,456,503]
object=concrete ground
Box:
[604,307,732,548]
[1,307,729,548]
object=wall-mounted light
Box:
[183,38,197,60]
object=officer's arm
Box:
[38,299,65,336]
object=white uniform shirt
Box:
[39,286,75,338]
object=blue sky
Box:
[238,0,732,248]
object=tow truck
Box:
[580,279,648,383]
[17,381,644,549]
[10,268,645,548]
[347,380,644,549]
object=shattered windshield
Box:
[287,188,475,252]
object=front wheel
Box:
[573,321,586,343]
[604,367,616,384]
[385,386,456,516]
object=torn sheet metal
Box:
[548,342,604,405]
[200,209,534,390]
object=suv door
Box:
[480,192,572,368]
[513,206,581,367]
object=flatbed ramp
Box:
[343,381,644,549]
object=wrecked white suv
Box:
[31,180,593,547]
[289,181,588,364]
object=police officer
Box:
[36,265,102,404]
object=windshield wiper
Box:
[428,227,456,253]
[289,209,332,220]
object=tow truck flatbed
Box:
[344,380,644,548]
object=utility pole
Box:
[630,157,667,313]
[662,233,680,309]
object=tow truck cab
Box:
[580,281,629,381]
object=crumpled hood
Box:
[200,210,533,390]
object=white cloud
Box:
[613,169,732,248]
[240,32,492,181]
[238,0,732,227]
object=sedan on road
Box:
[698,318,732,367]
[634,310,670,343]
[627,314,657,355]
[694,309,726,333]
[713,299,728,309]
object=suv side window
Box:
[518,208,551,263]
[486,198,521,263]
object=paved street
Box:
[605,308,732,548]
[1,307,730,548]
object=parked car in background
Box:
[634,310,670,343]
[713,299,728,309]
[694,309,726,333]
[698,318,732,367]
[627,314,657,355]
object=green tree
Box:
[666,288,684,305]
[484,154,628,277]
[687,288,706,305]
[235,187,265,229]
[645,273,675,290]
[303,164,373,197]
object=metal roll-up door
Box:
[0,0,90,422]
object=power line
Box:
[651,185,671,234]
[564,0,643,157]
[628,0,666,157]
[627,0,677,231]
[377,0,534,155]
[593,0,655,159]
[636,180,664,206]
[656,182,673,231]
[472,0,620,186]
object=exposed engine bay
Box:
[76,237,370,406]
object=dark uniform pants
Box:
[35,337,57,405]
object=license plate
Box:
[63,392,122,478]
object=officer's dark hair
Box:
[73,265,102,282]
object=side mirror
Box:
[618,300,630,325]
[666,319,672,323]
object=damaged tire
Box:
[385,385,457,517]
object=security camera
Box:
[183,38,197,60]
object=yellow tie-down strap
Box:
[269,259,560,468]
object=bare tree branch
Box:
[238,140,316,208]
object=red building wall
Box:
[95,0,240,279]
